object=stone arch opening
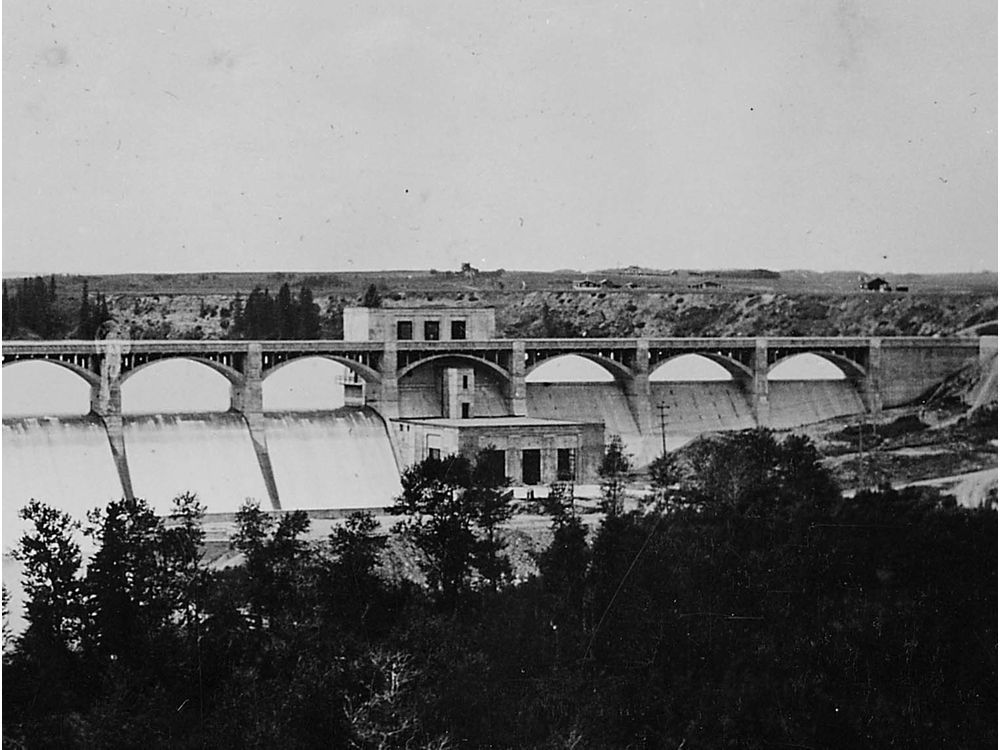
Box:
[768,353,856,381]
[398,355,511,419]
[397,354,511,384]
[650,353,737,382]
[1,360,96,417]
[526,354,616,382]
[120,358,235,414]
[263,354,382,386]
[261,356,357,412]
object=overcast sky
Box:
[3,1,996,276]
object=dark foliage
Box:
[226,283,323,340]
[4,433,995,748]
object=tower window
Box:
[424,320,440,340]
[396,320,413,340]
[451,320,467,340]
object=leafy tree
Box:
[230,500,314,629]
[298,285,321,338]
[13,500,83,656]
[646,451,684,509]
[598,435,632,515]
[393,452,515,602]
[82,497,178,667]
[393,454,478,603]
[277,282,297,338]
[362,283,382,308]
[468,449,514,591]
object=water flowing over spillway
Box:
[2,416,124,553]
[3,408,403,531]
[265,409,402,510]
[123,413,272,515]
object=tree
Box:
[393,455,478,603]
[646,452,686,510]
[82,497,178,667]
[362,283,382,308]
[230,500,313,629]
[13,500,83,656]
[468,449,515,591]
[394,451,516,601]
[277,282,296,339]
[298,285,321,339]
[78,279,93,337]
[598,435,632,515]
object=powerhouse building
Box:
[343,304,605,485]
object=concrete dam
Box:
[3,332,993,541]
[1,408,401,545]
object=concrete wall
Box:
[879,342,980,406]
[527,381,645,461]
[397,362,509,419]
[650,381,756,434]
[342,306,496,342]
[767,380,864,430]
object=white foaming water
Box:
[265,409,402,510]
[123,413,272,515]
[2,417,125,553]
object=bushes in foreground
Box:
[4,433,996,748]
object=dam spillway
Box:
[264,411,402,511]
[2,407,403,555]
[123,413,272,516]
[2,416,125,550]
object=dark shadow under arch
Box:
[397,354,511,385]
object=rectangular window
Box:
[522,449,541,485]
[461,402,471,419]
[557,448,576,481]
[451,320,466,340]
[428,447,441,461]
[396,320,413,340]
[424,320,440,341]
[462,375,469,390]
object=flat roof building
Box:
[343,305,497,342]
[391,416,605,486]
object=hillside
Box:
[2,269,996,341]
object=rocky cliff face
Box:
[100,289,996,340]
[495,290,997,338]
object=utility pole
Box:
[856,413,866,493]
[657,402,669,457]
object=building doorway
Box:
[522,449,541,485]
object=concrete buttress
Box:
[230,343,281,510]
[752,338,770,428]
[624,340,654,436]
[90,342,134,501]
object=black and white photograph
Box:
[2,2,997,747]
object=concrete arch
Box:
[263,354,382,385]
[397,353,511,384]
[119,356,245,386]
[650,352,752,381]
[767,352,865,380]
[1,357,101,388]
[525,352,633,381]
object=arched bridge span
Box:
[2,336,982,430]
